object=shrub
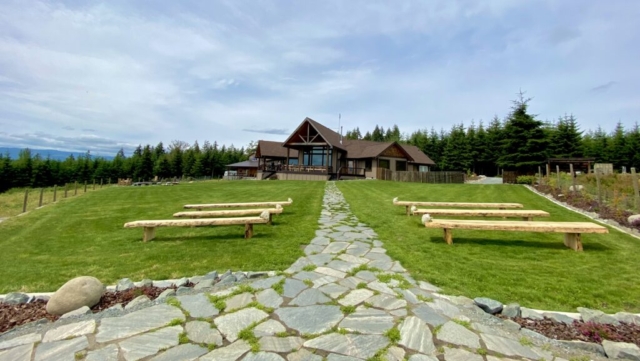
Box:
[516,175,536,184]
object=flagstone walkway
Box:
[0,182,605,361]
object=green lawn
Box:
[337,180,640,313]
[0,181,324,293]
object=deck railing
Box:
[260,164,331,173]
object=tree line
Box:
[0,140,248,193]
[345,97,640,176]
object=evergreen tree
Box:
[371,126,384,142]
[155,155,172,180]
[441,124,472,171]
[363,131,372,141]
[140,145,154,181]
[609,122,627,169]
[550,114,583,157]
[0,154,13,193]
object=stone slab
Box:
[254,319,286,337]
[339,308,395,334]
[225,293,254,311]
[368,294,406,310]
[243,352,286,361]
[251,276,285,290]
[398,316,435,354]
[319,283,350,299]
[0,333,42,350]
[322,242,350,254]
[0,343,33,361]
[86,344,119,361]
[303,333,387,359]
[96,304,185,342]
[275,305,344,334]
[286,348,323,361]
[119,325,182,361]
[34,336,88,361]
[214,307,269,342]
[436,321,480,348]
[149,343,208,361]
[443,347,483,361]
[185,320,223,345]
[290,288,331,306]
[257,288,284,309]
[481,333,541,360]
[199,340,250,361]
[315,267,347,279]
[259,336,304,352]
[283,279,308,298]
[43,320,96,342]
[338,289,374,306]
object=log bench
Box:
[393,197,523,215]
[410,206,549,221]
[124,211,270,241]
[184,198,292,210]
[422,218,608,251]
[173,205,283,224]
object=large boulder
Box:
[46,276,105,315]
[628,214,640,226]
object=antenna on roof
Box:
[339,113,342,144]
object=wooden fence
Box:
[376,169,465,184]
[503,171,518,184]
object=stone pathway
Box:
[0,182,609,361]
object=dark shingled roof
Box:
[257,140,299,158]
[399,144,436,165]
[227,159,259,168]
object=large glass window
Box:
[419,165,429,172]
[379,159,390,169]
[396,161,407,171]
[289,158,299,165]
[365,159,372,171]
[303,147,332,166]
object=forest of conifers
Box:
[0,99,639,193]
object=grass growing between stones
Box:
[337,180,640,312]
[0,180,324,293]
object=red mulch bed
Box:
[500,315,640,347]
[0,285,185,334]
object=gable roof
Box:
[256,140,298,158]
[283,117,346,151]
[399,144,436,165]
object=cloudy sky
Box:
[1,0,639,156]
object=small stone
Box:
[615,312,640,325]
[501,303,521,318]
[156,289,176,301]
[473,297,503,314]
[521,307,543,320]
[234,272,247,282]
[174,277,188,287]
[139,279,153,287]
[116,278,135,291]
[543,312,576,324]
[203,271,219,280]
[125,295,151,310]
[176,286,190,295]
[418,281,441,293]
[46,276,105,315]
[577,307,620,325]
[194,278,216,290]
[602,340,640,360]
[60,305,91,319]
[3,292,29,304]
[247,271,268,279]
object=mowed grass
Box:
[0,181,324,293]
[337,181,640,312]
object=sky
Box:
[0,0,639,156]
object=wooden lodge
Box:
[255,117,435,181]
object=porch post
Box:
[325,146,330,172]
[286,148,290,171]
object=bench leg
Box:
[522,217,533,221]
[443,228,453,245]
[268,213,273,225]
[245,223,253,239]
[143,227,156,242]
[564,233,583,251]
[406,205,410,216]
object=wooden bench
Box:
[394,197,523,215]
[410,206,549,221]
[124,211,270,241]
[173,205,283,224]
[422,218,608,251]
[184,198,292,210]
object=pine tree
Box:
[550,115,583,157]
[441,124,472,171]
[609,122,627,169]
[140,145,154,181]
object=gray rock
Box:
[616,312,640,325]
[286,257,313,273]
[176,286,190,295]
[177,293,219,318]
[156,289,176,301]
[275,305,344,334]
[398,289,419,304]
[481,333,541,360]
[116,278,135,291]
[326,354,363,361]
[385,346,405,361]
[43,320,96,342]
[353,270,376,282]
[234,271,247,282]
[96,304,185,342]
[339,308,395,334]
[412,304,449,327]
[521,307,543,320]
[0,343,33,361]
[225,292,254,311]
[203,271,219,280]
[338,289,374,306]
[311,236,331,246]
[398,316,436,354]
[577,307,620,325]
[85,344,119,361]
[326,260,358,273]
[543,312,576,324]
[303,333,387,359]
[307,253,334,266]
[60,305,91,319]
[150,344,208,361]
[290,289,331,306]
[315,266,346,279]
[556,340,605,355]
[218,274,237,286]
[185,320,223,345]
[259,336,304,352]
[139,279,153,287]
[0,333,42,350]
[293,271,323,282]
[436,321,481,348]
[501,303,521,318]
[408,355,438,361]
[3,292,29,304]
[520,327,550,343]
[322,242,350,254]
[118,326,182,361]
[174,277,188,287]
[312,275,338,288]
[254,319,286,337]
[46,276,105,315]
[194,278,216,290]
[199,340,250,361]
[251,275,285,290]
[338,254,369,265]
[444,347,483,361]
[286,348,323,361]
[213,307,269,342]
[429,298,461,318]
[256,288,284,309]
[247,271,268,279]
[367,281,396,295]
[243,352,285,361]
[368,294,407,310]
[305,244,325,255]
[318,283,349,299]
[125,295,151,310]
[283,278,308,298]
[34,336,89,361]
[474,297,503,314]
[602,340,640,360]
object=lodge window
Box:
[303,147,332,166]
[396,160,407,171]
[289,158,298,165]
[419,165,429,172]
[365,159,372,171]
[379,159,390,169]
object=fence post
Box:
[570,164,576,192]
[538,166,542,186]
[53,185,57,202]
[546,164,550,178]
[632,167,640,212]
[64,184,68,198]
[100,179,103,188]
[74,181,78,196]
[38,188,44,207]
[596,169,602,205]
[93,180,96,190]
[84,181,87,193]
[556,165,560,190]
[22,189,28,213]
[108,178,111,185]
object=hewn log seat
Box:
[422,218,608,251]
[410,206,549,221]
[173,205,283,224]
[124,211,270,241]
[393,197,523,215]
[184,198,292,210]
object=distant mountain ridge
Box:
[0,147,115,161]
